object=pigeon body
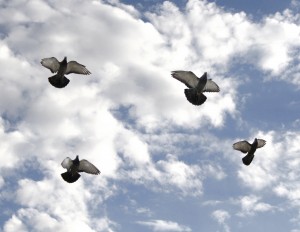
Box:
[233,138,266,165]
[61,155,100,183]
[171,71,220,105]
[41,57,91,88]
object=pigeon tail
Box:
[184,88,207,105]
[242,154,255,166]
[61,172,81,183]
[48,75,70,88]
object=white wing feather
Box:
[257,139,266,148]
[61,157,73,170]
[203,79,220,92]
[41,57,60,73]
[65,61,91,75]
[78,160,100,174]
[233,141,252,153]
[171,71,199,88]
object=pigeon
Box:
[171,71,220,105]
[233,138,266,165]
[61,155,100,183]
[41,57,91,88]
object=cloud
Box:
[136,219,192,232]
[235,130,300,192]
[237,195,273,216]
[3,215,27,232]
[1,0,300,231]
[3,208,116,232]
[211,209,231,232]
[147,0,300,85]
[11,176,118,232]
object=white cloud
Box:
[136,207,153,216]
[235,130,300,193]
[1,0,300,230]
[13,177,117,232]
[237,195,273,216]
[147,0,300,86]
[236,131,280,190]
[212,209,230,223]
[211,209,231,232]
[3,215,27,232]
[137,219,192,232]
[155,154,204,195]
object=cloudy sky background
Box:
[0,0,300,231]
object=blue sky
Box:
[0,0,300,231]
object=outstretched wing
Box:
[41,57,60,73]
[257,139,266,148]
[171,71,199,88]
[78,160,100,175]
[61,157,72,170]
[203,79,220,92]
[233,141,252,153]
[65,61,91,75]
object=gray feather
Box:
[41,57,60,73]
[78,160,100,175]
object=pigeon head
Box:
[61,57,67,64]
[253,138,258,145]
[73,155,80,165]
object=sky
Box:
[0,0,300,231]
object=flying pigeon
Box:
[61,155,100,183]
[233,138,266,165]
[171,71,220,105]
[41,57,91,88]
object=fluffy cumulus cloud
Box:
[147,0,300,77]
[1,0,300,231]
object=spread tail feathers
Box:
[242,154,255,166]
[61,172,81,183]
[184,88,207,105]
[48,75,70,88]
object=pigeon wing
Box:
[257,139,266,148]
[41,57,60,73]
[171,71,199,88]
[203,79,220,92]
[233,141,252,153]
[61,157,73,170]
[78,160,100,175]
[65,61,91,75]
